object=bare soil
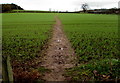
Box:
[41,16,76,81]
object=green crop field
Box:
[59,14,120,81]
[2,13,120,81]
[3,13,54,61]
[2,13,55,81]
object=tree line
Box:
[81,3,120,14]
[1,3,24,13]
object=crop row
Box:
[3,13,54,61]
[2,13,55,81]
[59,14,120,81]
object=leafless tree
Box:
[81,3,88,13]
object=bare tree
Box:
[81,3,88,13]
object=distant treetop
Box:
[1,3,24,13]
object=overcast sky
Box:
[0,0,120,11]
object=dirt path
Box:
[42,16,76,81]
